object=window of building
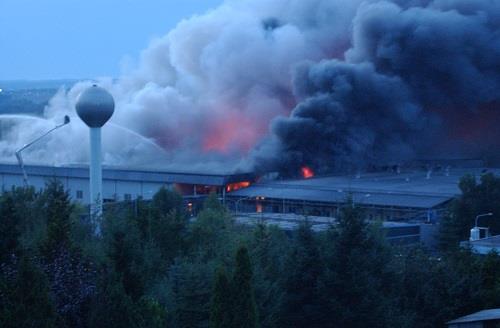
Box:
[124,193,132,201]
[76,190,83,199]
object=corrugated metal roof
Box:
[469,235,500,247]
[447,309,500,324]
[267,168,500,198]
[228,184,452,209]
[227,168,500,209]
[0,163,254,186]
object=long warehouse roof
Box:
[228,168,500,209]
[228,184,451,209]
[0,163,254,186]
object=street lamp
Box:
[475,212,493,227]
[15,115,70,186]
[470,212,493,241]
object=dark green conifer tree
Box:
[0,194,20,261]
[231,246,258,328]
[249,224,288,328]
[89,275,140,328]
[152,210,187,262]
[319,201,397,328]
[40,179,74,258]
[137,297,167,328]
[189,192,234,258]
[478,251,500,308]
[168,259,214,328]
[279,222,323,328]
[108,229,144,301]
[152,186,184,216]
[0,256,58,328]
[210,267,232,328]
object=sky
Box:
[0,0,223,80]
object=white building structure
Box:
[0,163,255,204]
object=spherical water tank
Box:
[75,85,114,128]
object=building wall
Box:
[0,171,169,204]
[229,197,442,223]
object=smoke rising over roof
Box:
[2,0,500,174]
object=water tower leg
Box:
[89,127,103,228]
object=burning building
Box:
[227,165,500,224]
[2,0,499,247]
[0,163,255,206]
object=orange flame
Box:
[226,181,251,192]
[301,166,314,179]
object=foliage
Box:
[441,173,500,250]
[89,274,140,328]
[0,194,19,261]
[152,186,184,217]
[279,221,324,328]
[2,181,500,328]
[232,246,258,328]
[105,221,145,301]
[0,256,58,328]
[42,248,97,328]
[137,297,168,328]
[166,258,215,328]
[209,246,258,328]
[189,192,236,259]
[249,224,288,328]
[152,209,188,263]
[40,179,74,258]
[210,267,232,328]
[318,203,397,328]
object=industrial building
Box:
[2,161,497,225]
[0,163,254,204]
[462,235,500,255]
[2,162,495,248]
[226,167,500,223]
[2,163,496,225]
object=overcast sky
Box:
[0,0,223,80]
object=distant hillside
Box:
[0,80,79,115]
[0,79,78,91]
[0,88,57,115]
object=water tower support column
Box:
[90,127,103,218]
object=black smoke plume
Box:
[252,0,500,175]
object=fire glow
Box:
[226,181,251,192]
[301,166,314,179]
[202,111,263,153]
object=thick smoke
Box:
[252,0,500,174]
[2,0,500,174]
[252,60,431,175]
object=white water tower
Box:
[75,85,114,223]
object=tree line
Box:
[0,174,500,327]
